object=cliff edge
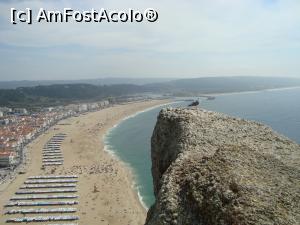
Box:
[145,108,300,225]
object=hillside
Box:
[0,78,175,89]
[1,77,300,107]
[0,83,149,107]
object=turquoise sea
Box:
[104,87,300,208]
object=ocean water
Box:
[200,87,300,143]
[104,87,300,208]
[104,102,187,208]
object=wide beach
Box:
[0,100,168,225]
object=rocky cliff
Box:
[145,108,300,225]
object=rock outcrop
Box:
[145,108,300,225]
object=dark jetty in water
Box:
[188,100,199,107]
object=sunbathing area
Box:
[42,134,67,167]
[1,134,80,224]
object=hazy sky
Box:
[0,0,299,81]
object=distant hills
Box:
[0,77,300,107]
[0,83,149,107]
[148,76,300,95]
[0,78,175,89]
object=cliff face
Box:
[146,108,300,225]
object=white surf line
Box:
[209,86,300,97]
[20,184,76,189]
[10,195,78,200]
[28,175,78,179]
[5,207,77,215]
[6,215,79,222]
[16,189,77,194]
[25,179,78,184]
[5,200,79,207]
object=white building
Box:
[88,103,98,110]
[14,108,28,115]
[0,151,17,167]
[99,100,109,108]
[0,107,12,114]
[78,104,88,112]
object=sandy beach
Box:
[0,100,169,225]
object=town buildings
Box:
[0,100,110,168]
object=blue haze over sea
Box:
[104,87,300,208]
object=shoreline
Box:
[103,101,175,210]
[208,85,300,97]
[0,99,170,225]
[104,142,149,210]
